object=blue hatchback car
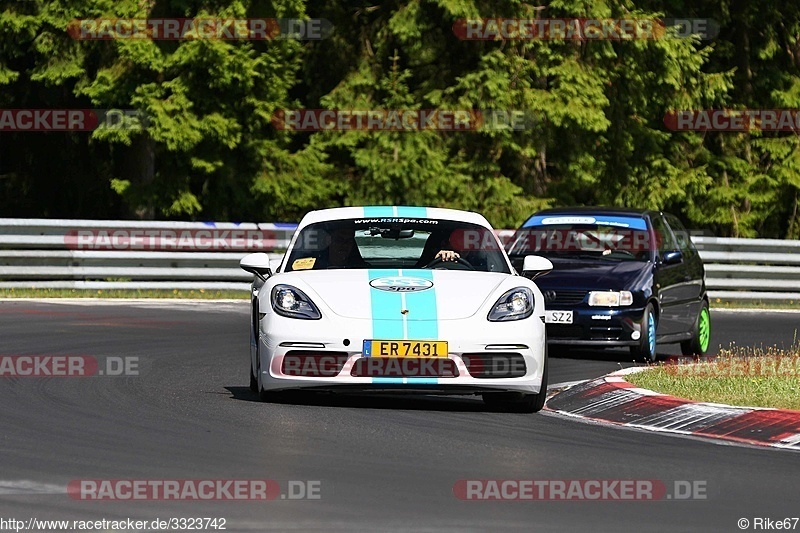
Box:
[507,207,710,361]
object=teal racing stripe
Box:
[363,206,395,217]
[405,378,438,385]
[396,206,428,218]
[404,269,437,340]
[367,268,440,385]
[366,218,439,385]
[363,206,429,218]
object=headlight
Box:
[488,287,534,322]
[588,291,633,307]
[271,284,321,319]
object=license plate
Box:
[545,310,573,324]
[363,340,448,358]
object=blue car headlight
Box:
[488,287,534,322]
[588,290,634,307]
[271,284,321,320]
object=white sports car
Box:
[240,206,553,412]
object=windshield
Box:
[507,215,652,262]
[285,218,511,273]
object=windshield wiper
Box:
[575,253,621,261]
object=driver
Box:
[435,250,460,261]
[425,227,496,269]
[416,229,462,266]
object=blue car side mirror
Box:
[661,250,683,265]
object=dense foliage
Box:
[1,0,799,237]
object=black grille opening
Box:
[462,353,527,378]
[281,351,349,377]
[350,357,458,378]
[589,327,624,340]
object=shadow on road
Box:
[223,386,542,413]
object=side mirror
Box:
[240,252,273,281]
[521,255,553,280]
[661,250,683,265]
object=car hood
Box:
[275,269,509,320]
[535,259,651,291]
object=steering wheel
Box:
[423,256,476,270]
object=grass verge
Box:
[626,344,800,411]
[0,288,248,299]
[709,298,800,310]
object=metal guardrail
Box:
[0,219,798,301]
[692,236,800,301]
[0,219,292,291]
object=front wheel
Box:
[630,304,657,363]
[255,351,293,402]
[255,353,283,402]
[482,349,549,413]
[249,359,258,393]
[681,302,711,356]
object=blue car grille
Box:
[545,289,587,306]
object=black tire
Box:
[681,301,711,356]
[630,303,658,363]
[250,299,260,394]
[254,354,282,402]
[253,349,292,403]
[249,359,258,393]
[482,348,549,413]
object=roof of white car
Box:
[298,206,494,228]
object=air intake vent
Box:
[281,351,349,377]
[462,353,527,378]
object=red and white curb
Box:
[545,367,800,451]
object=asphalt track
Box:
[0,300,798,532]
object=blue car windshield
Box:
[507,215,652,262]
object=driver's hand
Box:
[435,250,460,262]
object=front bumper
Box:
[256,314,547,394]
[546,306,646,346]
